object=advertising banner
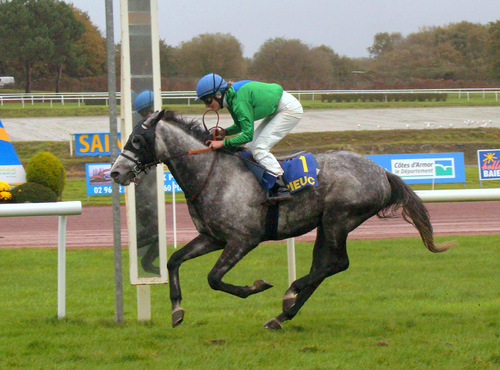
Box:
[86,163,182,195]
[366,153,466,184]
[477,149,500,181]
[86,163,124,195]
[75,133,122,156]
[0,119,26,186]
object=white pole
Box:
[286,238,296,286]
[137,285,151,321]
[57,215,67,319]
[151,0,168,282]
[172,187,177,249]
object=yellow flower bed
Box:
[0,180,12,201]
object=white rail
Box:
[0,201,82,319]
[0,88,499,106]
[416,188,500,202]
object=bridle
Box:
[117,110,221,202]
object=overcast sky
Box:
[67,0,500,58]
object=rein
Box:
[120,110,221,202]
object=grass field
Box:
[0,92,499,118]
[0,236,498,369]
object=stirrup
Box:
[267,179,293,202]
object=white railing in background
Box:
[0,88,499,107]
[416,188,500,202]
[0,201,82,319]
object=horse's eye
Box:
[131,135,143,150]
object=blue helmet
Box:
[133,90,154,113]
[196,73,227,100]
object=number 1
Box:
[299,155,309,173]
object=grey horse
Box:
[110,110,450,329]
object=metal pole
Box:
[105,0,124,324]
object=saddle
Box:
[237,150,320,193]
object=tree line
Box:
[0,0,498,93]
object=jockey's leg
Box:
[248,91,303,201]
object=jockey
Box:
[196,73,303,202]
[133,90,154,119]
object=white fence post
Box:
[58,215,67,319]
[287,238,296,286]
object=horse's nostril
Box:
[110,171,119,179]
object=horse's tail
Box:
[380,171,453,253]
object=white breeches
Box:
[247,91,303,176]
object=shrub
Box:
[10,182,58,203]
[26,152,66,198]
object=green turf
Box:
[0,92,499,118]
[0,236,498,369]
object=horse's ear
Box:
[154,109,165,123]
[142,110,164,129]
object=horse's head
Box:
[110,109,165,186]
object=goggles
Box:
[201,95,214,105]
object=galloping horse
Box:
[110,110,450,329]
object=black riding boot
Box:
[267,175,292,202]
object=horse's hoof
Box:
[253,279,273,292]
[263,318,282,330]
[283,292,297,311]
[172,308,185,328]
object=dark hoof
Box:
[252,279,273,293]
[263,318,282,330]
[172,308,185,328]
[283,292,297,311]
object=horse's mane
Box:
[161,110,211,144]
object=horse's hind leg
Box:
[264,222,349,329]
[167,234,224,327]
[207,241,273,298]
[141,244,159,274]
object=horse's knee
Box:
[207,271,222,291]
[324,258,349,276]
[167,250,183,272]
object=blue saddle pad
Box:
[239,151,320,193]
[281,153,320,193]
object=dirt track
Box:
[1,201,499,248]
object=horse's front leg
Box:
[207,241,273,298]
[167,234,224,327]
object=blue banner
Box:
[366,153,466,184]
[163,170,183,193]
[477,149,500,181]
[86,163,183,195]
[75,133,122,156]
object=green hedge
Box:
[10,182,58,203]
[321,93,447,103]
